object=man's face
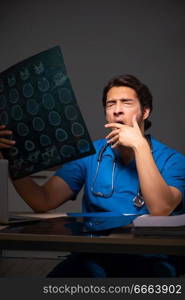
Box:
[105,86,149,129]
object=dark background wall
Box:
[0,0,185,153]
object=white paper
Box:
[133,214,185,227]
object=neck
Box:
[116,133,150,165]
[116,145,135,165]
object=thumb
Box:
[132,114,139,127]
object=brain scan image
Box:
[0,46,95,179]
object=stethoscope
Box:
[91,137,152,208]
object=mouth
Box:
[115,121,124,125]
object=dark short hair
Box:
[102,74,153,130]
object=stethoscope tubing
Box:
[91,141,149,208]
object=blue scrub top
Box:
[55,136,185,215]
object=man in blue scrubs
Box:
[0,74,185,277]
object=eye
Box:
[106,101,115,108]
[123,101,133,106]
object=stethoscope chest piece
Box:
[133,193,145,208]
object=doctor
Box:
[0,74,185,277]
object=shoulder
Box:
[150,135,185,167]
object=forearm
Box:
[13,177,50,213]
[133,139,178,215]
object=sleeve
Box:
[162,153,185,214]
[54,157,87,198]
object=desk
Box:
[0,215,185,256]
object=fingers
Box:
[0,125,6,129]
[107,134,119,145]
[0,137,16,145]
[0,143,13,148]
[0,125,15,149]
[110,141,119,148]
[0,139,16,149]
[0,130,13,137]
[105,126,120,147]
[0,125,13,137]
[105,123,122,145]
[105,123,123,130]
[105,129,120,140]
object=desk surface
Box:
[0,214,185,255]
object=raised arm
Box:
[105,116,182,216]
[0,125,75,212]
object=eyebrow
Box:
[106,98,135,102]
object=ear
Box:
[142,107,150,120]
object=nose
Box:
[113,102,124,115]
